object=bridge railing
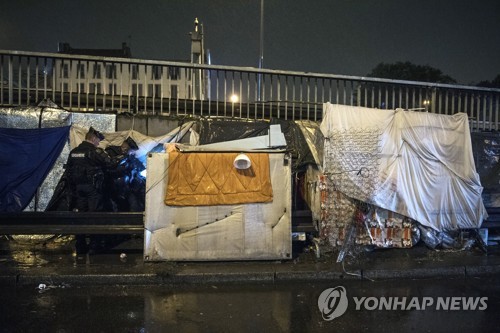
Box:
[1,50,499,130]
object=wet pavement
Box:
[1,235,500,287]
[1,277,499,332]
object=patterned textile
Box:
[165,151,272,206]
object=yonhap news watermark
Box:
[318,286,488,321]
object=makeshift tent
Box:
[144,126,292,261]
[320,103,487,233]
[144,150,291,261]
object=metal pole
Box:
[258,0,264,101]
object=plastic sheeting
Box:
[0,104,116,211]
[165,151,273,206]
[272,119,317,170]
[198,119,269,145]
[471,132,500,208]
[0,126,69,212]
[196,119,316,171]
[320,103,487,232]
[319,181,417,249]
[295,120,324,167]
[294,120,324,226]
[144,152,291,261]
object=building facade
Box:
[54,19,207,105]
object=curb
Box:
[2,262,500,286]
[4,266,499,287]
[465,264,500,277]
[363,266,466,280]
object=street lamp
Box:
[230,94,239,103]
[423,99,430,111]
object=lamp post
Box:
[258,0,264,101]
[259,0,264,71]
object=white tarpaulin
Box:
[144,152,291,261]
[320,103,487,232]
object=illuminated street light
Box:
[423,99,430,111]
[230,94,239,103]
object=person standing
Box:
[66,127,117,254]
[105,137,145,212]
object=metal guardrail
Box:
[1,50,500,130]
[0,211,314,235]
[0,212,143,235]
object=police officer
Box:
[67,127,115,212]
[105,137,145,212]
[106,136,138,160]
[66,127,116,254]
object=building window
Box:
[90,83,101,94]
[108,83,117,95]
[77,63,85,79]
[168,67,180,80]
[106,64,117,79]
[151,66,162,80]
[131,65,139,80]
[170,85,178,99]
[147,84,162,97]
[93,64,101,79]
[62,83,68,91]
[132,83,143,96]
[61,63,69,79]
[79,83,85,93]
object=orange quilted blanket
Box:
[165,151,273,206]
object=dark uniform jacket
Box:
[67,141,114,190]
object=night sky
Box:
[1,0,499,85]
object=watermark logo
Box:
[317,286,349,321]
[319,286,488,321]
[352,296,488,311]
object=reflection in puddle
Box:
[1,279,500,332]
[11,250,49,266]
[2,235,73,267]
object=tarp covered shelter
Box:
[144,129,292,261]
[320,103,487,232]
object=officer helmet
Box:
[125,137,139,151]
[88,127,105,141]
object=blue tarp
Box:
[0,126,70,212]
